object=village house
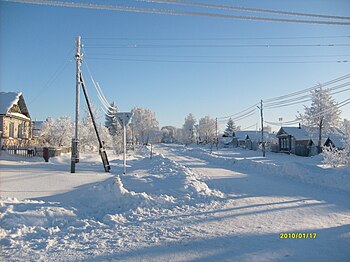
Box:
[276,126,316,156]
[0,92,32,148]
[276,126,345,157]
[222,130,277,150]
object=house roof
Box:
[327,133,345,148]
[234,130,274,142]
[320,133,345,149]
[277,126,345,148]
[277,127,314,140]
[0,92,30,118]
[33,121,44,129]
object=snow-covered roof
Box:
[33,121,44,129]
[323,133,346,149]
[277,126,345,147]
[0,91,30,118]
[0,92,21,115]
[234,131,271,142]
[277,127,314,140]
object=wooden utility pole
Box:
[318,117,323,153]
[71,36,81,173]
[80,74,111,172]
[259,100,266,157]
[215,117,218,149]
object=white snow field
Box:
[1,145,350,261]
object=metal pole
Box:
[71,36,81,173]
[123,121,126,174]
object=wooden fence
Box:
[6,146,36,157]
[6,146,71,158]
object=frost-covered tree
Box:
[79,106,112,152]
[341,119,350,137]
[341,119,350,163]
[322,146,347,168]
[182,113,196,145]
[105,102,119,136]
[104,102,123,153]
[198,116,216,144]
[40,116,74,147]
[161,126,180,143]
[131,107,160,145]
[223,118,237,137]
[298,85,341,147]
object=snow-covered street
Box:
[1,145,350,261]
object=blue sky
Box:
[1,0,350,131]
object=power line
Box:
[265,86,350,109]
[81,53,350,59]
[217,104,258,120]
[242,123,258,130]
[28,46,73,106]
[83,35,350,41]
[264,84,350,109]
[265,82,350,108]
[137,0,350,20]
[86,57,349,64]
[85,43,350,49]
[219,74,350,128]
[218,110,257,123]
[265,97,350,126]
[264,73,350,103]
[3,0,350,25]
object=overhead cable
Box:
[265,87,350,109]
[137,0,350,20]
[86,57,349,64]
[83,35,350,41]
[217,103,258,120]
[85,43,350,49]
[264,73,350,102]
[83,59,112,111]
[3,0,350,25]
[265,82,350,108]
[265,97,350,126]
[82,53,350,59]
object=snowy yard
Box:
[1,145,350,261]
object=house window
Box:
[18,122,23,138]
[280,137,289,150]
[9,123,14,138]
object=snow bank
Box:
[149,153,224,201]
[179,145,350,193]
[0,148,224,257]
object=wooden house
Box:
[276,126,317,156]
[0,92,32,148]
[234,131,273,150]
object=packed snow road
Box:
[1,144,349,261]
[155,144,350,261]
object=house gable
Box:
[0,92,32,147]
[0,92,30,118]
